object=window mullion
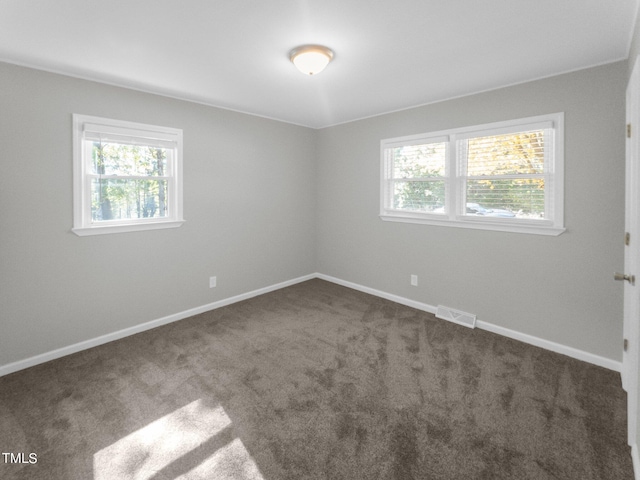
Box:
[88,174,171,181]
[391,177,444,182]
[465,173,546,181]
[454,137,469,219]
[448,137,457,220]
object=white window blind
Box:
[458,127,554,221]
[83,123,180,149]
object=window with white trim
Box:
[72,114,184,236]
[380,113,564,235]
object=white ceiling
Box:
[0,0,638,128]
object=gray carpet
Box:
[0,279,633,479]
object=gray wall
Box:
[0,59,628,370]
[0,62,316,367]
[316,62,627,362]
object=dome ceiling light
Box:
[289,45,334,76]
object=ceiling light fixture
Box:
[289,45,334,76]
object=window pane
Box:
[393,180,445,213]
[465,178,545,219]
[90,142,168,177]
[466,130,545,177]
[91,178,169,222]
[391,143,446,179]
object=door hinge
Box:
[628,124,632,138]
[626,232,631,246]
[625,338,629,352]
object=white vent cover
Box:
[435,305,477,329]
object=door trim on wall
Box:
[625,55,640,478]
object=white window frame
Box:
[72,114,184,236]
[380,113,565,236]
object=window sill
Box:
[380,213,565,236]
[72,220,185,236]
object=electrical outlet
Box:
[209,276,217,288]
[411,274,418,286]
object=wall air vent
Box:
[435,305,477,329]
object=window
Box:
[380,113,564,235]
[72,114,184,236]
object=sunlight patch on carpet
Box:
[92,399,262,479]
[177,437,264,480]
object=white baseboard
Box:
[476,319,621,372]
[0,271,621,377]
[0,273,316,378]
[317,273,621,372]
[316,273,438,315]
